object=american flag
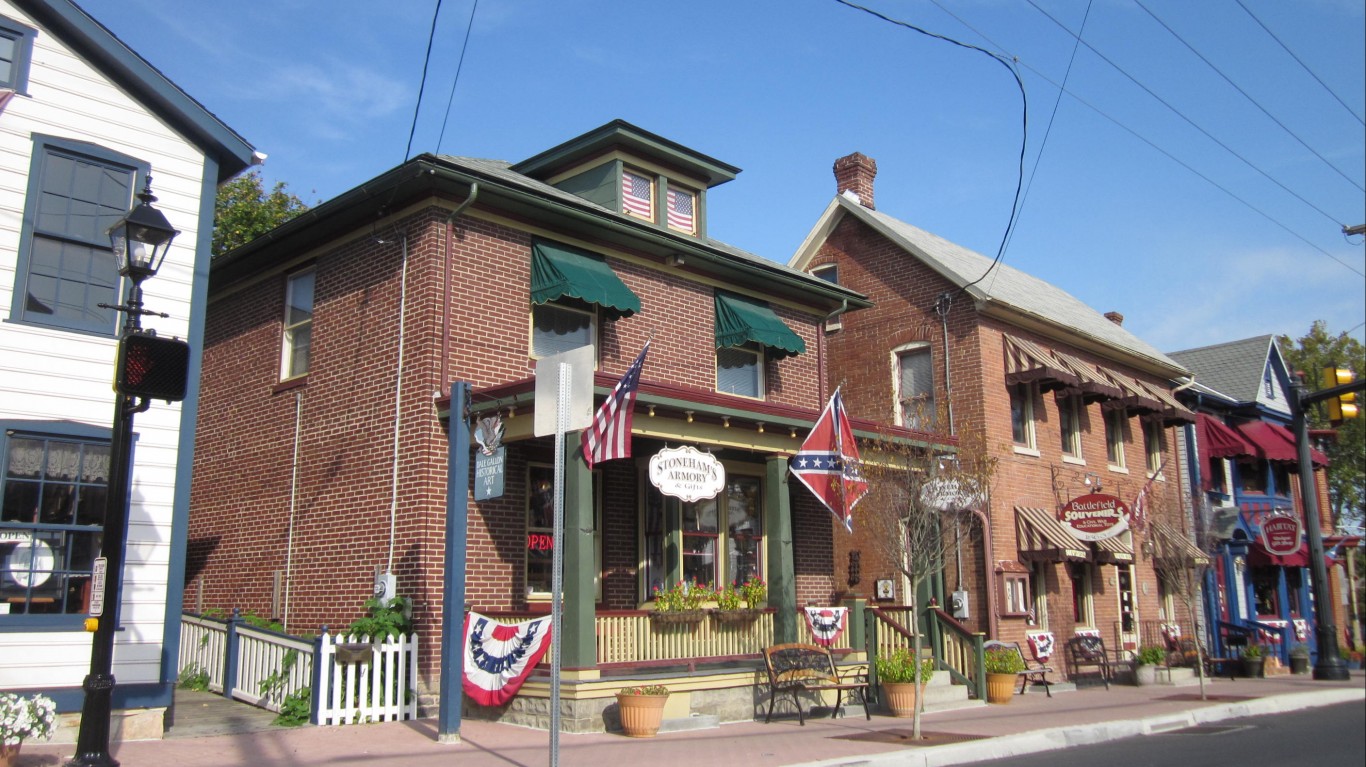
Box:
[667,188,694,231]
[1132,456,1167,532]
[622,170,652,217]
[581,340,650,469]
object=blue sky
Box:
[83,0,1365,354]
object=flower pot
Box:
[881,681,920,717]
[1289,655,1310,675]
[709,608,761,625]
[616,693,668,737]
[1242,657,1264,678]
[1134,664,1159,686]
[649,610,705,627]
[985,673,1016,704]
[0,742,20,767]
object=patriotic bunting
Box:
[804,606,848,647]
[462,611,554,706]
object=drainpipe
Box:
[282,391,304,633]
[440,182,480,398]
[819,299,847,404]
[973,502,998,640]
[934,292,954,435]
[387,234,410,574]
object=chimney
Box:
[1104,311,1124,326]
[834,153,877,209]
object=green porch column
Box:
[561,439,597,672]
[767,455,798,644]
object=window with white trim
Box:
[896,344,935,430]
[1059,395,1082,458]
[716,344,763,399]
[281,270,315,379]
[1105,408,1128,468]
[1070,563,1094,627]
[1,426,110,623]
[811,265,841,330]
[1010,383,1037,450]
[1144,419,1165,475]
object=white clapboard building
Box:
[0,0,255,737]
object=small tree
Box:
[859,426,995,740]
[213,170,310,257]
[1144,492,1213,700]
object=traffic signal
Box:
[1322,365,1359,423]
[117,332,190,401]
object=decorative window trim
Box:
[0,15,38,94]
[8,136,148,337]
[1000,571,1032,617]
[1105,407,1128,469]
[894,342,935,431]
[280,268,315,381]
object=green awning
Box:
[531,240,640,319]
[714,291,806,359]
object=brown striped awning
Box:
[1097,368,1162,413]
[1136,380,1196,425]
[1148,520,1210,567]
[1003,335,1080,392]
[1051,351,1123,402]
[1091,531,1134,565]
[1015,506,1091,563]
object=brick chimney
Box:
[834,153,877,209]
[1104,311,1124,326]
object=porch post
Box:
[767,455,797,643]
[560,439,598,672]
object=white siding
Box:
[0,0,209,694]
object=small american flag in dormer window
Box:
[622,170,653,218]
[667,188,695,232]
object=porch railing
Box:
[179,612,229,693]
[927,607,985,700]
[596,610,777,666]
[231,622,314,712]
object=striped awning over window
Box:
[1137,380,1196,425]
[1098,368,1162,413]
[1015,506,1091,563]
[1003,335,1079,391]
[1148,520,1210,566]
[1051,351,1123,402]
[1091,532,1134,565]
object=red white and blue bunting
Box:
[462,611,554,706]
[1026,631,1055,661]
[804,606,847,647]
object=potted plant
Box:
[1132,644,1167,685]
[615,685,669,737]
[1,692,56,766]
[1288,643,1311,675]
[983,645,1025,704]
[876,648,935,717]
[1241,644,1265,678]
[651,580,708,626]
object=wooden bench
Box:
[1065,635,1116,689]
[984,640,1053,697]
[762,642,870,725]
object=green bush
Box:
[1242,644,1264,659]
[272,688,310,727]
[984,646,1026,674]
[346,597,412,640]
[876,648,935,684]
[177,665,210,691]
[1135,645,1166,666]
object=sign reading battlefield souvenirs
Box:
[1058,493,1130,541]
[648,445,725,502]
[1260,514,1302,556]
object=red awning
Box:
[1248,539,1309,568]
[1233,421,1328,466]
[1200,414,1255,459]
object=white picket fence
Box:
[179,614,419,725]
[315,632,419,725]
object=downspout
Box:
[934,292,955,435]
[387,234,410,574]
[819,299,848,403]
[282,391,304,632]
[974,502,998,640]
[440,182,480,398]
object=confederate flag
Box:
[790,389,868,533]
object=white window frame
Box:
[894,343,935,430]
[1011,382,1038,453]
[530,300,598,360]
[716,343,764,399]
[811,264,841,330]
[281,269,315,380]
[1105,407,1128,470]
[1059,394,1083,461]
[1144,419,1166,477]
[1071,563,1095,628]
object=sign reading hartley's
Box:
[649,445,725,502]
[1260,514,1302,556]
[1058,493,1130,541]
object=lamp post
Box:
[68,178,179,767]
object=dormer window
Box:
[621,169,654,220]
[666,186,696,234]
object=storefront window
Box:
[1239,461,1267,494]
[642,471,764,600]
[1251,567,1279,616]
[525,464,599,598]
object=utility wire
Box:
[1135,0,1362,193]
[404,0,445,162]
[928,0,1364,278]
[834,0,1027,293]
[1235,0,1364,128]
[437,0,480,154]
[1023,0,1350,229]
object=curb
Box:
[787,688,1366,767]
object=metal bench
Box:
[1065,635,1117,689]
[762,642,870,725]
[984,640,1053,697]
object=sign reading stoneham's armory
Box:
[1058,493,1130,541]
[648,445,725,502]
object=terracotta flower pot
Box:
[0,742,21,767]
[881,681,919,717]
[986,673,1016,704]
[616,693,668,737]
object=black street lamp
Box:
[68,177,180,767]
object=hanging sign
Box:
[1058,493,1130,541]
[1260,514,1302,556]
[648,445,724,502]
[473,416,506,501]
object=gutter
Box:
[440,182,480,398]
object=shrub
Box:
[876,648,935,684]
[1242,644,1264,659]
[273,688,311,727]
[177,664,210,691]
[652,580,708,612]
[984,646,1026,674]
[347,596,412,640]
[1135,645,1166,666]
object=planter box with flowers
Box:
[650,579,708,627]
[709,577,767,625]
[1,692,56,767]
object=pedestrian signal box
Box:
[117,332,190,401]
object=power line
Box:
[929,0,1364,279]
[404,0,445,163]
[1023,0,1351,230]
[1235,0,1365,128]
[437,0,481,154]
[834,0,1028,293]
[1134,0,1362,193]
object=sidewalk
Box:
[20,671,1364,767]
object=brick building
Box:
[187,121,951,729]
[791,154,1204,672]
